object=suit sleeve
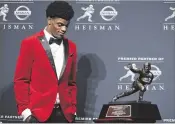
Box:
[68,44,77,114]
[13,38,34,115]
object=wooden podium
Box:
[93,101,162,123]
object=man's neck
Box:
[45,26,52,35]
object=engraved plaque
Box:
[106,105,131,117]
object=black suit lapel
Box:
[37,36,58,80]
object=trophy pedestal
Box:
[93,100,161,123]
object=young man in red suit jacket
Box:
[13,1,77,123]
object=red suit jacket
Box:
[13,30,77,122]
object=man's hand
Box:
[72,114,76,123]
[25,115,39,123]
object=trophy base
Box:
[93,100,161,123]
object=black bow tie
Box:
[49,37,62,45]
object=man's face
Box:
[48,17,69,39]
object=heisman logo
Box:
[119,64,162,82]
[14,5,31,21]
[165,7,175,22]
[77,4,95,22]
[100,6,118,21]
[0,4,9,21]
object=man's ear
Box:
[47,17,52,25]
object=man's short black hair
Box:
[46,1,74,21]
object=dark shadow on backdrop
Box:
[76,53,106,119]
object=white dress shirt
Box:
[21,28,64,121]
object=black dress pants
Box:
[44,105,69,123]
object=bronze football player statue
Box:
[112,62,154,102]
